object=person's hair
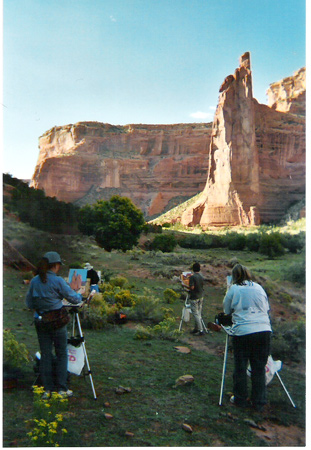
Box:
[192,262,200,272]
[36,257,58,283]
[231,264,252,285]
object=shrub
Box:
[258,232,285,257]
[280,232,305,253]
[152,317,183,341]
[3,330,29,368]
[224,232,247,251]
[284,260,305,286]
[150,234,177,252]
[114,289,137,308]
[245,233,261,252]
[270,320,305,362]
[134,317,182,341]
[129,289,166,323]
[163,288,180,304]
[109,276,128,288]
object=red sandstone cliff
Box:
[31,123,211,218]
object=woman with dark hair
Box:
[26,251,84,399]
[223,264,272,411]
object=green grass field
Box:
[3,218,306,446]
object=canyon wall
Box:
[31,55,305,225]
[31,123,212,218]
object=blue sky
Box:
[2,0,306,180]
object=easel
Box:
[218,325,296,408]
[178,292,208,333]
[66,304,97,400]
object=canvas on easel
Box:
[68,269,90,296]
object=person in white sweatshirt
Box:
[223,264,272,411]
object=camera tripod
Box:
[178,293,208,333]
[67,305,97,400]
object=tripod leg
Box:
[219,334,229,406]
[201,318,208,333]
[275,372,296,408]
[75,313,97,400]
[179,308,186,331]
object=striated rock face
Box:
[31,123,211,218]
[179,53,305,227]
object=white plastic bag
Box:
[182,307,191,322]
[68,344,85,375]
[247,355,282,385]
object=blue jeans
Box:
[35,324,68,392]
[232,331,271,408]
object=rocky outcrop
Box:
[179,53,305,227]
[31,123,212,218]
[267,67,305,115]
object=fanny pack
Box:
[35,307,70,331]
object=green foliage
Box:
[143,223,163,234]
[280,232,305,253]
[179,233,225,249]
[78,196,145,251]
[134,317,182,341]
[271,320,305,362]
[163,288,180,304]
[3,330,29,368]
[68,262,84,269]
[128,288,166,323]
[114,289,137,308]
[150,233,177,252]
[26,386,68,447]
[109,276,128,288]
[82,294,118,329]
[3,174,80,234]
[258,232,285,257]
[245,233,261,252]
[283,260,305,286]
[224,232,247,250]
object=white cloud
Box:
[190,111,213,120]
[209,106,216,110]
[110,15,117,22]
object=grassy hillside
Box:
[3,216,305,446]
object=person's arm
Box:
[59,278,83,304]
[25,284,34,309]
[223,286,234,315]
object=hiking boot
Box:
[190,329,199,334]
[58,389,73,398]
[42,391,51,400]
[193,331,204,336]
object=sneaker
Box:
[190,329,199,334]
[193,331,204,336]
[42,391,51,400]
[58,389,73,398]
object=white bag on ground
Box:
[68,344,85,375]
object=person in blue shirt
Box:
[223,264,272,411]
[26,251,83,399]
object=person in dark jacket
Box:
[26,251,83,399]
[84,263,100,293]
[188,262,205,336]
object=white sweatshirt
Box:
[223,281,272,336]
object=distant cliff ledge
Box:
[31,54,305,225]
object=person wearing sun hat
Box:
[84,262,100,293]
[26,251,84,399]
